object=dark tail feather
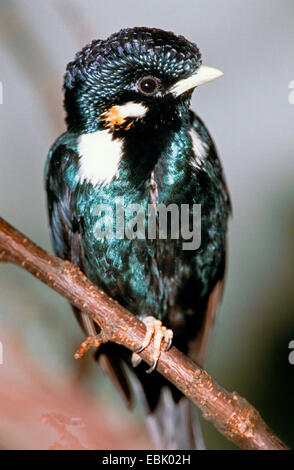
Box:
[146,387,205,450]
[129,369,205,450]
[73,306,204,450]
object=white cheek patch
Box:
[115,101,148,119]
[78,130,124,186]
[190,128,209,170]
[102,101,148,130]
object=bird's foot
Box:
[131,316,173,374]
[74,333,106,359]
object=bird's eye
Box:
[137,76,160,96]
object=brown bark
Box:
[0,217,289,450]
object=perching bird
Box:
[45,27,231,450]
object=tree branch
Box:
[0,217,289,450]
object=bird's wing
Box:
[190,110,232,211]
[188,274,225,368]
[45,138,133,406]
[186,112,231,367]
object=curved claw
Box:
[163,330,173,351]
[131,316,173,373]
[146,359,159,374]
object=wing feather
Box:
[45,141,133,406]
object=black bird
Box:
[45,27,231,449]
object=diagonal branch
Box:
[0,216,289,450]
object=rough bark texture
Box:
[0,217,289,450]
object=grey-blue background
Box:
[0,0,293,449]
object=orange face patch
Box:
[102,106,131,130]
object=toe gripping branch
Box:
[74,316,173,375]
[131,316,173,374]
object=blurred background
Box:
[0,0,294,450]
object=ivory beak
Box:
[169,65,224,97]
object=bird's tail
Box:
[146,387,205,450]
[129,369,205,450]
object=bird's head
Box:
[63,27,223,134]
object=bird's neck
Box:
[75,103,194,202]
[120,109,193,200]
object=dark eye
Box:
[137,76,160,95]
